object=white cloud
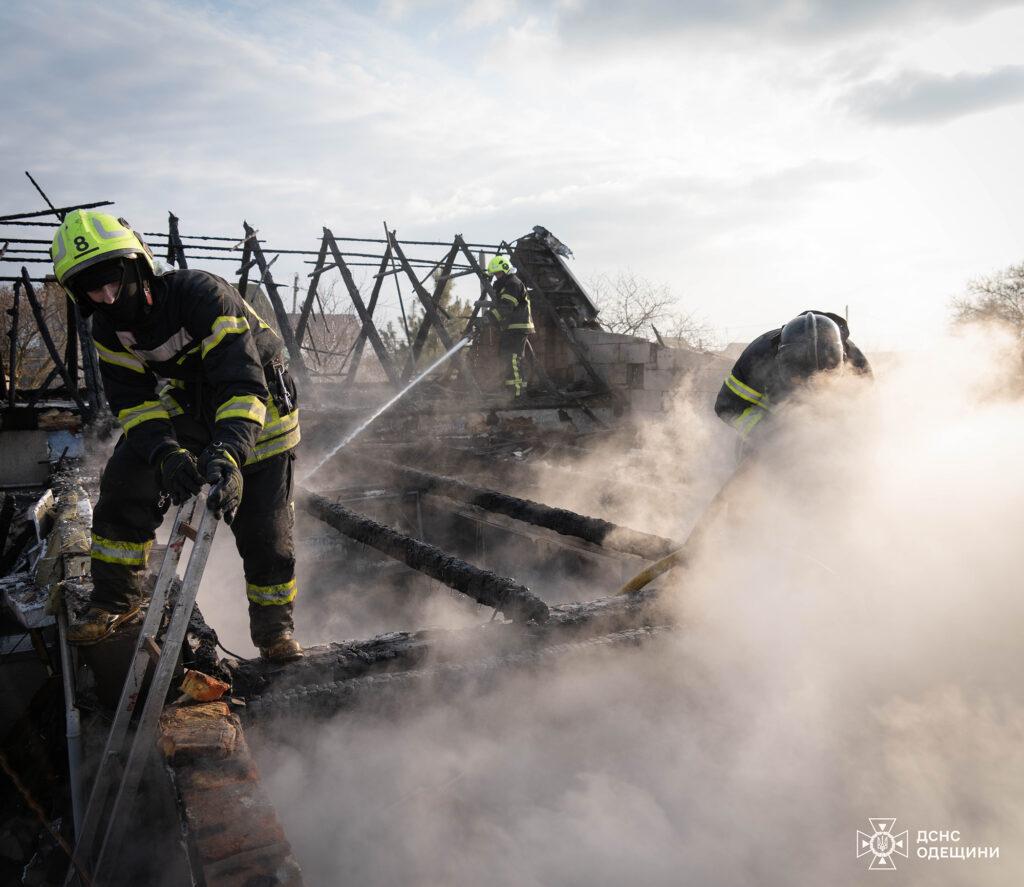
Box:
[1,0,1023,349]
[843,65,1024,124]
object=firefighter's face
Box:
[86,281,121,305]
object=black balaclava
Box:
[72,256,150,329]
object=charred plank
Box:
[340,454,677,561]
[228,587,665,699]
[244,625,670,723]
[300,488,550,624]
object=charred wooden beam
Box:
[402,243,458,380]
[242,221,308,386]
[18,270,89,416]
[7,277,19,408]
[323,228,403,389]
[301,488,550,624]
[167,211,188,269]
[244,625,669,723]
[294,234,329,348]
[343,244,393,388]
[387,232,481,395]
[0,200,113,223]
[340,454,677,561]
[228,587,665,700]
[75,309,105,416]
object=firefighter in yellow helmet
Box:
[52,210,303,661]
[484,255,535,400]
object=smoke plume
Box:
[232,325,1022,884]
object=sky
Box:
[2,0,1024,351]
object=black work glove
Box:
[198,443,243,524]
[158,447,204,505]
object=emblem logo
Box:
[857,818,909,870]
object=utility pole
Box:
[292,273,299,315]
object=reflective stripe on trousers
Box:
[90,533,152,566]
[505,353,523,397]
[246,577,297,606]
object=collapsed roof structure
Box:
[0,180,732,885]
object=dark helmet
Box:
[776,311,844,381]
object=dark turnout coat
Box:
[92,269,299,466]
[715,311,871,438]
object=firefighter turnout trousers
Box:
[498,330,529,398]
[90,413,298,646]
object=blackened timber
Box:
[302,488,549,623]
[236,236,253,313]
[26,365,62,406]
[345,246,393,388]
[7,278,19,408]
[0,200,113,223]
[76,310,104,415]
[23,171,63,221]
[63,294,79,388]
[389,236,456,353]
[229,587,665,700]
[388,233,481,394]
[242,222,308,385]
[403,243,458,379]
[245,626,668,722]
[323,228,402,389]
[0,494,14,556]
[384,223,413,347]
[453,235,501,341]
[346,455,677,561]
[18,270,88,415]
[295,234,329,347]
[167,212,188,269]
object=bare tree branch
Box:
[587,270,712,349]
[951,261,1024,335]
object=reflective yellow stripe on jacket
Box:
[202,315,250,358]
[732,405,767,439]
[216,394,267,426]
[117,400,171,433]
[94,340,146,374]
[245,397,300,465]
[725,374,768,408]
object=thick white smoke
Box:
[242,325,1024,885]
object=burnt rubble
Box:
[0,192,709,886]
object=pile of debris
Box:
[0,187,718,885]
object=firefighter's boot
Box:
[67,605,141,645]
[260,631,304,663]
[250,601,303,663]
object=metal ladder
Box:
[66,494,218,886]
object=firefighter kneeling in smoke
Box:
[484,255,535,399]
[51,210,303,662]
[715,310,872,454]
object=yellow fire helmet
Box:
[51,209,154,296]
[486,255,512,275]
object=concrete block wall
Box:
[542,327,735,415]
[567,329,682,414]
